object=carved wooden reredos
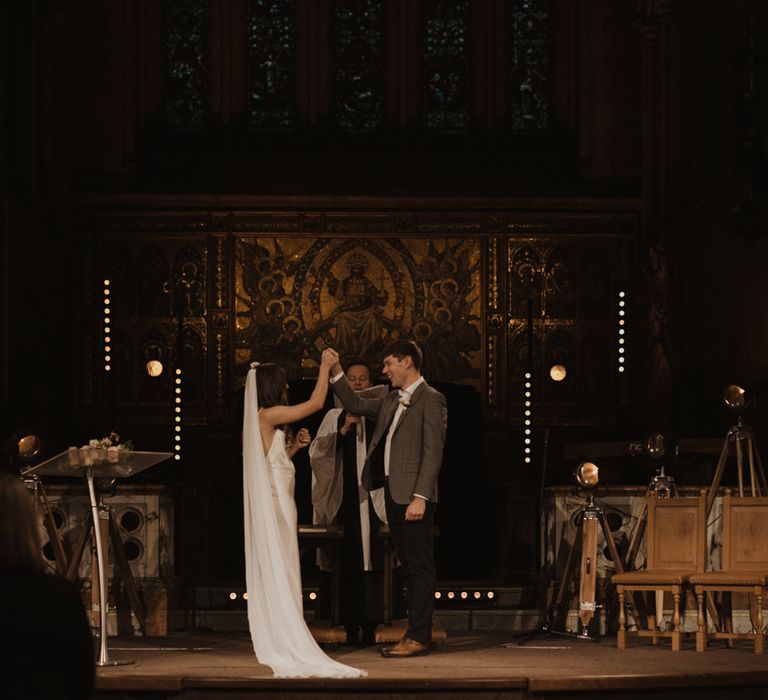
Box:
[80,207,637,432]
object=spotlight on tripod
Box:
[4,433,42,471]
[546,461,629,640]
[576,460,599,493]
[646,432,678,499]
[722,384,748,412]
[6,433,69,574]
[17,435,43,464]
[573,462,603,639]
[624,432,680,576]
[706,384,766,517]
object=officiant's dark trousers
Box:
[384,478,436,645]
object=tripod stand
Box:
[23,474,69,576]
[694,416,768,632]
[617,465,679,632]
[624,464,677,578]
[706,416,767,518]
[548,492,633,639]
[512,460,641,646]
[64,479,147,640]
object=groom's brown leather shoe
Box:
[380,637,430,658]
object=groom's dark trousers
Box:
[384,479,436,645]
[331,373,446,645]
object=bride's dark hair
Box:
[254,363,289,408]
[253,363,293,442]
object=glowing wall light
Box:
[146,360,163,377]
[549,364,567,382]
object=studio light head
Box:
[575,461,600,491]
[17,435,42,463]
[645,431,678,497]
[646,431,678,460]
[95,477,118,496]
[4,433,42,471]
[722,384,750,413]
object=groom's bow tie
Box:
[398,390,409,398]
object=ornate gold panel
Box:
[235,237,482,385]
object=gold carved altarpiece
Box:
[235,237,482,385]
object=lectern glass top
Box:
[22,450,173,479]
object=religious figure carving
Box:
[320,253,393,361]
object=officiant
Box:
[309,361,388,645]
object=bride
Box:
[243,348,366,678]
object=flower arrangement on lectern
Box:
[89,431,135,452]
[70,431,134,467]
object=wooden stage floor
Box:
[92,630,768,699]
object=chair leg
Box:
[723,591,734,649]
[655,589,665,629]
[650,592,659,645]
[672,591,681,651]
[617,588,626,650]
[755,590,764,655]
[696,590,706,652]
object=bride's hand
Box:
[295,428,311,449]
[321,348,339,370]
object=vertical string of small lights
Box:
[524,372,533,464]
[524,298,534,466]
[103,279,111,372]
[618,291,627,373]
[174,369,182,461]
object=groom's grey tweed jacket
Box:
[331,374,447,505]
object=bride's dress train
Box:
[243,368,366,678]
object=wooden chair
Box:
[690,493,768,653]
[612,489,707,650]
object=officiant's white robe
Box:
[309,389,387,571]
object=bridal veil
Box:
[242,365,366,678]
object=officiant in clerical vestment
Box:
[309,375,388,645]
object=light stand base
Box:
[96,659,135,667]
[506,623,601,646]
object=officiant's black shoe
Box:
[361,624,377,647]
[344,625,360,646]
[380,637,430,658]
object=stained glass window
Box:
[246,0,296,130]
[162,0,209,130]
[333,0,384,132]
[508,0,550,130]
[423,0,470,131]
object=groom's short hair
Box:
[383,339,422,371]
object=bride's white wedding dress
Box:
[242,367,366,678]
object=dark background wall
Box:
[2,0,768,587]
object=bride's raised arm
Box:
[259,349,338,427]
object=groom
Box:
[327,340,447,657]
